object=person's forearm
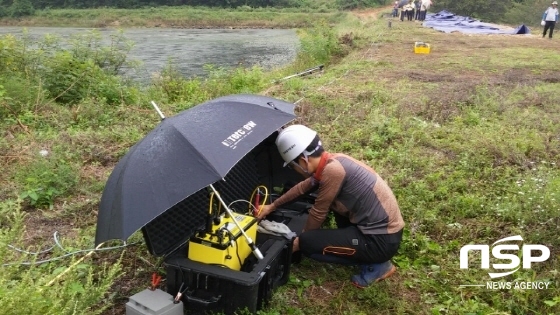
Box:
[271,178,313,209]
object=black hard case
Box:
[141,134,308,314]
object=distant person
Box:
[415,0,422,20]
[419,0,431,21]
[400,1,407,21]
[411,1,417,21]
[393,1,399,18]
[404,1,414,21]
[542,1,559,39]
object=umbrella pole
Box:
[209,184,264,260]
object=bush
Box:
[336,0,384,10]
[504,0,551,26]
[0,30,135,106]
[0,5,9,17]
[432,0,512,22]
[10,0,35,17]
[298,21,345,65]
[16,156,79,209]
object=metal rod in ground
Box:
[276,64,324,82]
[150,101,166,120]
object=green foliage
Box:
[0,34,25,74]
[204,65,267,96]
[149,63,267,106]
[504,0,551,26]
[336,0,384,10]
[22,0,340,10]
[0,30,135,107]
[40,31,135,105]
[0,4,10,17]
[67,30,133,76]
[16,156,79,208]
[432,0,513,22]
[42,51,103,104]
[298,21,345,65]
[0,83,13,119]
[10,0,35,17]
[0,201,123,315]
[0,76,44,119]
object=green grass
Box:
[0,6,344,28]
[1,6,559,315]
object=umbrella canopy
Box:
[95,94,296,245]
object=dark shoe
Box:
[351,261,396,288]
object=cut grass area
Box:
[263,14,560,315]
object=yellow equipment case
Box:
[188,213,258,271]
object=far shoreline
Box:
[0,7,342,29]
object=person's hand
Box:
[256,204,274,220]
[292,237,300,252]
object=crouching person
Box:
[257,125,405,288]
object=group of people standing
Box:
[392,0,432,22]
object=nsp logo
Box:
[460,235,550,279]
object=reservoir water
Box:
[0,27,299,82]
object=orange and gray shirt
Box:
[271,153,405,235]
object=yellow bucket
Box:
[414,41,431,54]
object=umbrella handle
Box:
[209,184,264,260]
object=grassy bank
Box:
[1,7,559,315]
[0,6,342,28]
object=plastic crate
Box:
[414,41,431,54]
[165,238,292,315]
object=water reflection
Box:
[0,27,299,83]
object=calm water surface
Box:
[0,27,299,82]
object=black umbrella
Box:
[95,94,296,245]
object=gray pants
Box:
[298,212,403,265]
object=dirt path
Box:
[351,6,392,20]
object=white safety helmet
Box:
[553,1,558,4]
[275,125,318,167]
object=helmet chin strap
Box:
[301,155,310,174]
[300,140,322,174]
[289,155,310,175]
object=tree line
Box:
[0,0,388,17]
[0,0,549,26]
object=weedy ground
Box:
[261,12,560,315]
[0,6,558,315]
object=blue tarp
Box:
[423,10,530,35]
